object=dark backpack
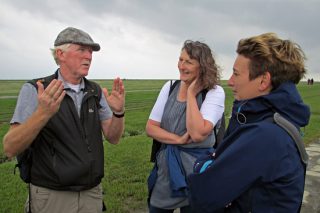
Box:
[14,146,33,183]
[150,80,225,162]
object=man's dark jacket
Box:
[29,71,104,191]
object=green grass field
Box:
[0,79,319,212]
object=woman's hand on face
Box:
[188,78,202,97]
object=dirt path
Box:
[301,139,320,212]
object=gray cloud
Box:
[1,0,319,80]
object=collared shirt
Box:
[11,71,112,124]
[61,74,86,116]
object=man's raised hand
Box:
[103,77,125,113]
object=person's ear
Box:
[56,49,63,58]
[56,49,65,61]
[259,71,272,91]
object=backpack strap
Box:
[213,112,225,149]
[272,113,308,165]
[271,113,307,212]
[150,80,181,162]
[169,80,181,95]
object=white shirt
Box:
[149,81,225,125]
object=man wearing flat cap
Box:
[3,27,125,213]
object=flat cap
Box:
[54,27,100,51]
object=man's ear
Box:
[259,71,272,92]
[56,49,64,61]
[56,48,62,55]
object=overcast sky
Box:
[1,0,319,81]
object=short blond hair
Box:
[237,33,307,89]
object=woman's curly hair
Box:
[182,40,221,90]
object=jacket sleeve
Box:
[187,123,289,211]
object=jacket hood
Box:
[233,82,310,127]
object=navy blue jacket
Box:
[188,82,310,212]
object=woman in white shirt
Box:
[146,40,225,213]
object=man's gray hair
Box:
[50,44,71,65]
